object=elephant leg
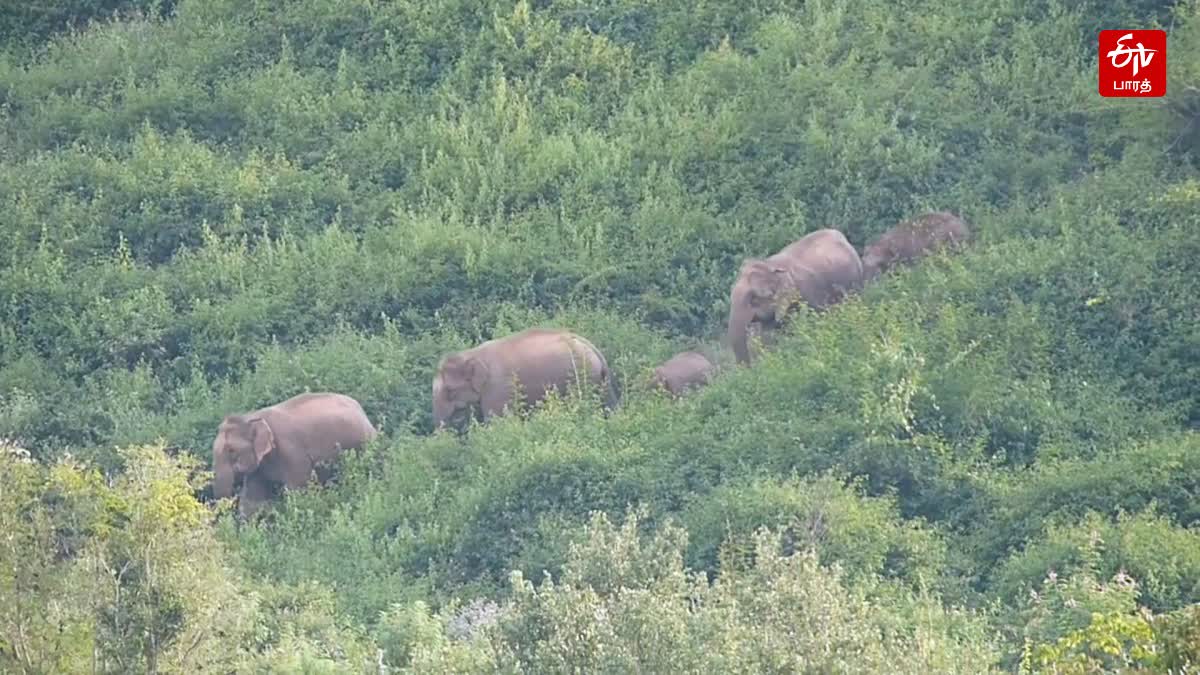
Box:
[313,462,336,485]
[752,324,782,356]
[238,474,275,519]
[276,452,316,490]
[480,387,514,421]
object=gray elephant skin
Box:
[432,327,619,432]
[211,392,377,517]
[727,228,863,365]
[861,211,971,282]
[650,350,716,397]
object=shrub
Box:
[392,509,1004,673]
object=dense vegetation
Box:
[2,0,1200,671]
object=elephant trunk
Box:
[212,461,236,501]
[431,381,451,431]
[861,257,882,283]
[728,299,753,366]
[434,401,472,434]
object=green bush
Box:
[0,0,172,47]
[392,509,1004,673]
[993,508,1200,614]
[2,0,1199,668]
[678,473,949,589]
[970,433,1200,571]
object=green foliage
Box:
[679,473,947,589]
[0,0,172,47]
[994,508,1200,613]
[1111,0,1200,167]
[1,0,1199,668]
[1153,604,1200,670]
[1010,535,1146,650]
[1020,603,1200,674]
[390,509,1004,673]
[0,441,255,672]
[973,433,1200,570]
[0,441,390,673]
[1021,610,1161,674]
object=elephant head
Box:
[860,244,891,283]
[861,212,970,283]
[432,354,489,431]
[211,414,276,500]
[727,259,793,365]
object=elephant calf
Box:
[432,327,619,432]
[727,228,864,365]
[211,392,377,518]
[861,211,971,282]
[650,350,717,397]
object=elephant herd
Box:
[211,211,971,517]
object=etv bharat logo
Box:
[1099,30,1166,97]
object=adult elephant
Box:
[650,350,717,397]
[727,228,863,366]
[861,211,971,282]
[211,392,377,518]
[432,327,618,432]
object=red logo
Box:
[1099,30,1166,97]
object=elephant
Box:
[727,228,863,366]
[650,350,717,397]
[860,211,971,282]
[211,392,377,518]
[432,327,619,432]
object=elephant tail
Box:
[572,334,620,413]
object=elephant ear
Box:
[249,417,275,464]
[748,266,786,301]
[461,356,488,393]
[444,355,488,394]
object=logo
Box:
[1099,30,1166,97]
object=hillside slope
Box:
[2,0,1200,672]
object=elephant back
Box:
[267,392,376,447]
[777,229,863,306]
[567,333,620,408]
[873,211,971,261]
[652,350,716,395]
[482,328,611,401]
